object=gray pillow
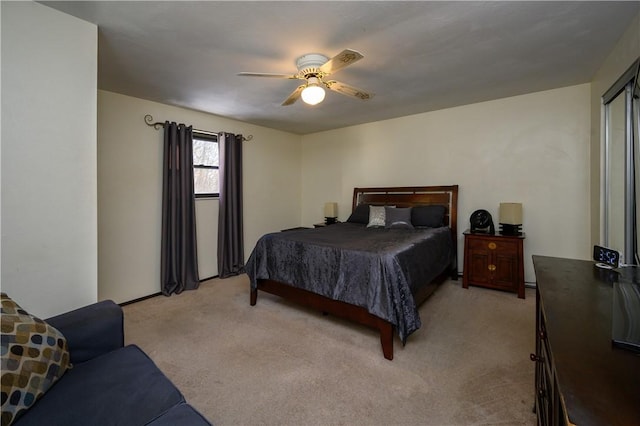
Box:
[385,207,414,229]
[347,203,370,224]
[412,205,446,228]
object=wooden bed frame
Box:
[249,185,459,360]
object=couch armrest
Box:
[46,300,124,364]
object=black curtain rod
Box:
[144,114,253,141]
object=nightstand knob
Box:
[488,242,497,250]
[488,264,496,271]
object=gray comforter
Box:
[246,223,453,343]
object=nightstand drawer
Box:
[467,238,518,253]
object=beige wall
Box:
[97,91,301,303]
[1,2,97,317]
[301,84,592,283]
[590,12,640,247]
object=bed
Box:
[246,185,458,360]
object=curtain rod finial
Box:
[144,114,163,130]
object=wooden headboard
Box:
[352,185,459,276]
[352,185,458,231]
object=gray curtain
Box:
[161,121,200,295]
[217,132,244,278]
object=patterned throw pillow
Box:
[367,205,387,227]
[1,293,71,426]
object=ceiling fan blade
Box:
[237,72,298,79]
[282,85,305,106]
[319,49,364,75]
[325,80,373,100]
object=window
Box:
[192,133,219,198]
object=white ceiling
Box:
[43,1,639,135]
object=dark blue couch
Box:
[14,300,211,425]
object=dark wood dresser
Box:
[532,255,640,425]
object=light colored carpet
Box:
[123,275,537,425]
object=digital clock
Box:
[593,245,620,269]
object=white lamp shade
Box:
[499,203,523,225]
[324,202,338,218]
[301,77,326,105]
[301,85,325,105]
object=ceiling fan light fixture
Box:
[239,49,371,106]
[301,77,326,105]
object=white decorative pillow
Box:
[367,205,387,228]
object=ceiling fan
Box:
[238,49,374,106]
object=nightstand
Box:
[313,221,340,228]
[462,230,525,298]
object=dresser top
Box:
[533,255,640,426]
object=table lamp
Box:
[499,203,523,235]
[324,202,338,224]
